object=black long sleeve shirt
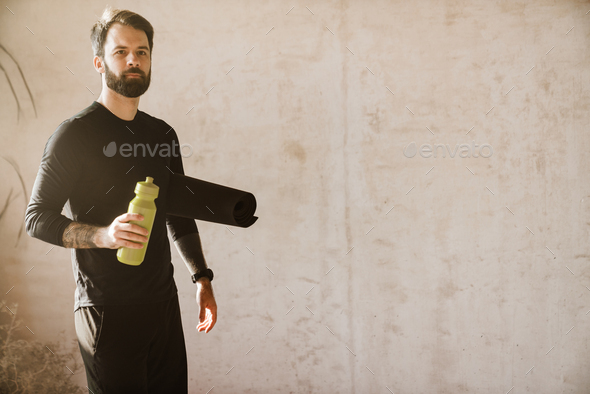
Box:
[25,101,198,313]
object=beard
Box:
[104,60,151,98]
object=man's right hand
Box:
[62,213,148,249]
[97,213,149,249]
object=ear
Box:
[93,55,105,74]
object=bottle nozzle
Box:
[135,177,159,197]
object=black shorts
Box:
[74,292,188,394]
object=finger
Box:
[128,213,144,221]
[120,230,147,244]
[207,309,217,333]
[197,314,211,332]
[203,316,213,333]
[119,237,144,249]
[199,308,209,326]
[197,310,212,331]
[132,224,149,235]
[119,213,143,223]
[127,224,149,237]
[204,309,215,333]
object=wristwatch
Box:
[191,268,214,284]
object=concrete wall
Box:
[1,0,589,392]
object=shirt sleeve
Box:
[165,127,199,242]
[25,119,85,247]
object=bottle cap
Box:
[135,176,159,197]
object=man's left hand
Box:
[196,278,217,333]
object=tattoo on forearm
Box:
[62,222,100,249]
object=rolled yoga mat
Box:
[166,172,258,228]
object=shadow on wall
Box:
[0,157,29,248]
[0,43,37,248]
[0,43,37,122]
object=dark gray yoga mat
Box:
[166,173,258,228]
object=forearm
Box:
[62,221,105,249]
[173,232,208,276]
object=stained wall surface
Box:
[1,1,590,392]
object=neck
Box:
[96,88,140,121]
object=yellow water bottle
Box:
[117,177,159,266]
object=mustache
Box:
[124,69,145,76]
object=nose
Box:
[126,52,140,67]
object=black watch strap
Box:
[191,268,214,283]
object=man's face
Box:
[101,23,151,98]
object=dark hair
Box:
[90,6,154,60]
